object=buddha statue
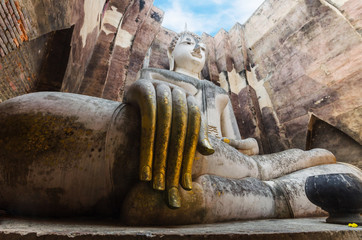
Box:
[0,30,360,225]
[121,30,362,224]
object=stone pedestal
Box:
[0,217,360,240]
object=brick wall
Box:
[0,0,34,57]
[0,0,37,102]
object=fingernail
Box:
[153,173,165,190]
[182,173,192,190]
[198,139,215,155]
[168,187,181,208]
[140,165,152,181]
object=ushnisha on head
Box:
[167,31,206,79]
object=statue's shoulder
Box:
[201,79,228,95]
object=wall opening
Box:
[36,26,74,92]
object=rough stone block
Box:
[232,86,270,154]
[214,28,233,73]
[149,27,177,70]
[228,23,245,73]
[243,0,362,151]
[122,6,164,95]
[101,0,153,100]
[307,115,362,168]
[201,33,219,85]
[61,1,107,93]
[78,0,126,98]
[261,106,290,153]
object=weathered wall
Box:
[242,0,362,158]
[0,0,39,102]
[0,34,48,102]
[0,0,165,103]
[60,0,106,94]
[148,27,177,70]
[0,0,360,161]
[62,0,164,101]
[0,0,93,102]
[307,115,362,168]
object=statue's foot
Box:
[122,182,205,225]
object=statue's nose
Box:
[193,43,201,53]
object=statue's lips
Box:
[191,52,202,59]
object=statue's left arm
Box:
[220,99,259,156]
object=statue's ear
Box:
[167,47,175,71]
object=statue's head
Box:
[168,31,206,78]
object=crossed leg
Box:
[192,135,336,180]
[122,138,361,225]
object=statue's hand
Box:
[124,79,214,208]
[222,137,259,156]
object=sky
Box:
[153,0,265,36]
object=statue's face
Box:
[172,34,206,74]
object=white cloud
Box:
[220,0,265,25]
[157,0,265,36]
[161,1,215,34]
[210,0,225,4]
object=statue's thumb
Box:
[196,114,214,155]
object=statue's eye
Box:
[187,42,192,45]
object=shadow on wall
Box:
[307,115,362,169]
[36,26,74,92]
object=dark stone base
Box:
[327,213,362,225]
[305,173,362,226]
[0,217,361,240]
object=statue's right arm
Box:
[220,98,259,156]
[123,79,214,208]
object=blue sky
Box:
[153,0,265,36]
